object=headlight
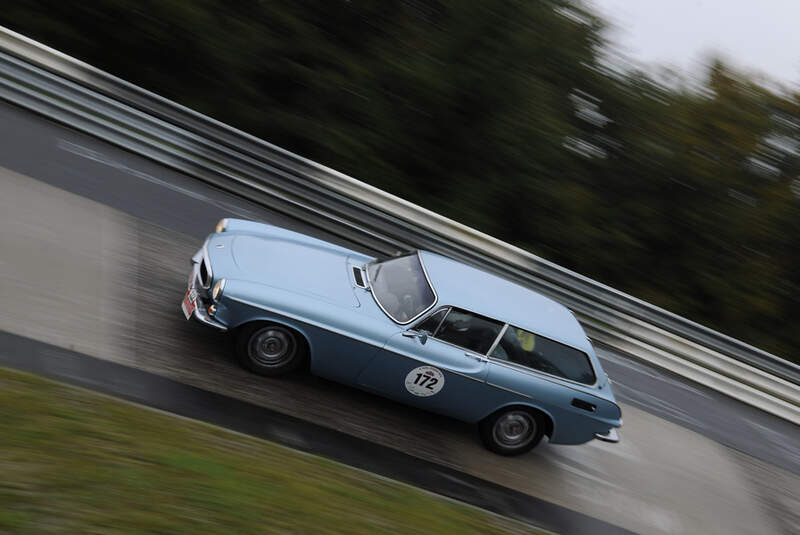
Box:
[215,218,229,233]
[212,278,226,301]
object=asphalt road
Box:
[1,101,799,534]
[0,330,635,535]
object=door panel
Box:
[356,332,491,421]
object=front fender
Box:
[217,290,393,385]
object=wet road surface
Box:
[1,102,799,534]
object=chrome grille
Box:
[199,257,210,288]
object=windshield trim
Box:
[369,251,438,325]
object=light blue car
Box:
[181,218,622,455]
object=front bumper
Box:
[190,294,228,331]
[186,247,228,332]
[594,428,620,443]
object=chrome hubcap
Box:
[250,328,296,367]
[493,411,535,447]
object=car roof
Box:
[419,250,591,352]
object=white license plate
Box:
[181,288,198,320]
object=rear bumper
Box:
[594,428,620,443]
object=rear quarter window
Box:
[491,327,596,385]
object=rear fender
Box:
[481,401,557,439]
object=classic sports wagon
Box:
[182,218,622,455]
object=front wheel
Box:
[479,408,545,456]
[236,323,307,377]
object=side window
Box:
[415,308,448,334]
[491,327,596,385]
[435,308,503,354]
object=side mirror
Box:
[402,330,428,345]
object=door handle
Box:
[465,352,488,362]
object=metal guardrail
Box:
[1,26,798,424]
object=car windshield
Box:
[367,253,436,324]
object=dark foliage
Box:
[3,1,798,361]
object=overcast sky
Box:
[590,0,800,87]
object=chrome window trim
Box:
[352,266,368,289]
[429,335,479,356]
[412,306,451,335]
[488,355,599,389]
[431,307,450,334]
[369,251,438,325]
[363,263,371,288]
[424,307,505,356]
[486,323,509,356]
[488,324,598,388]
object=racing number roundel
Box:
[405,366,445,397]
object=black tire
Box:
[479,407,546,456]
[236,323,308,377]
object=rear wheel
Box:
[479,408,545,456]
[236,323,307,376]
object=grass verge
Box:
[0,366,551,534]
